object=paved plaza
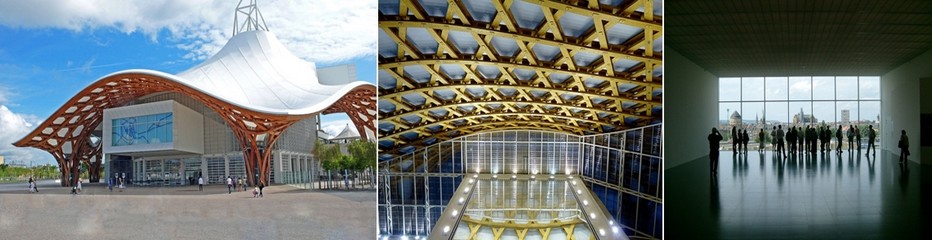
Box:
[0,181,375,239]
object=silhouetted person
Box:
[866,125,877,156]
[786,126,797,155]
[758,129,766,153]
[855,126,862,150]
[709,128,723,174]
[847,125,855,151]
[827,126,833,151]
[835,126,843,153]
[808,126,817,153]
[794,126,801,154]
[898,130,909,163]
[770,126,777,152]
[731,126,738,154]
[742,129,750,154]
[776,125,786,158]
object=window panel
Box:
[836,76,859,100]
[859,101,880,123]
[742,102,764,124]
[765,77,788,100]
[788,76,811,100]
[812,76,834,100]
[837,101,859,125]
[720,102,741,123]
[859,76,880,100]
[741,77,765,101]
[765,102,789,124]
[719,77,741,101]
[789,102,812,125]
[812,102,835,124]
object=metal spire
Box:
[233,0,269,36]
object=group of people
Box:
[729,124,878,158]
[711,125,910,174]
[226,176,264,197]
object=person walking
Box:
[198,176,204,191]
[226,176,233,194]
[242,177,248,192]
[28,178,35,193]
[708,128,723,174]
[866,125,877,156]
[76,177,82,194]
[898,130,910,163]
[108,177,113,192]
[258,181,265,198]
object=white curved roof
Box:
[332,124,361,140]
[102,30,371,116]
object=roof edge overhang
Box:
[12,70,375,150]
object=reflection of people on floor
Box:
[898,157,909,194]
[898,130,910,163]
[708,128,723,174]
[866,125,877,156]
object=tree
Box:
[347,140,376,189]
[0,164,8,179]
[314,139,343,189]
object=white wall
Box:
[172,101,205,154]
[881,48,932,165]
[665,48,719,169]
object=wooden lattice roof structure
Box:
[377,0,663,160]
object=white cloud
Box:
[0,105,52,165]
[0,0,377,64]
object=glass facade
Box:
[112,112,174,146]
[580,124,663,238]
[719,76,881,149]
[377,125,663,239]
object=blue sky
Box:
[0,0,376,165]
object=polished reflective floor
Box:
[667,150,929,239]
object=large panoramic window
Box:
[111,112,174,146]
[718,76,880,148]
